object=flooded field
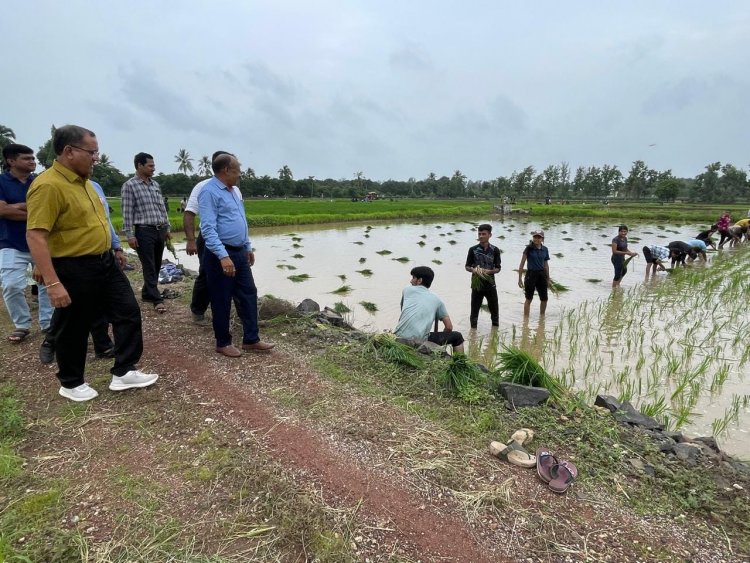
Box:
[174,217,749,457]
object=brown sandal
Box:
[7,328,30,343]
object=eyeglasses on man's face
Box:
[68,145,99,158]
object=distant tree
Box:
[174,149,194,174]
[449,170,466,198]
[0,125,15,169]
[92,155,127,196]
[654,178,682,202]
[623,160,649,199]
[198,155,212,177]
[36,125,57,169]
[692,162,721,202]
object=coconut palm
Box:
[174,149,194,174]
[198,155,212,177]
[0,125,16,169]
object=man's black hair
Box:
[211,150,231,161]
[618,224,629,231]
[478,223,492,232]
[53,125,95,156]
[134,152,153,169]
[410,266,435,288]
[2,143,33,162]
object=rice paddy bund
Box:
[172,218,750,456]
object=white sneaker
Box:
[109,370,159,391]
[59,383,98,402]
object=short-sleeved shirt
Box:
[523,244,549,271]
[668,241,692,255]
[26,161,112,257]
[394,284,448,340]
[735,218,750,229]
[646,245,670,261]
[696,230,714,243]
[185,178,211,215]
[465,243,502,287]
[0,171,35,251]
[612,236,628,252]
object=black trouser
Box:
[134,224,167,303]
[52,252,143,388]
[470,284,499,327]
[190,234,209,316]
[46,311,114,356]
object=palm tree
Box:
[198,155,212,177]
[97,153,113,167]
[174,149,193,174]
[278,165,293,181]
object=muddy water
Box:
[173,217,749,456]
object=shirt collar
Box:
[52,160,87,185]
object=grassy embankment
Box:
[105,198,749,234]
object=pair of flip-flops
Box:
[489,428,536,468]
[535,448,577,493]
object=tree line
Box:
[2,125,748,203]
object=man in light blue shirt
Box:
[198,154,274,357]
[394,266,464,355]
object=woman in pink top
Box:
[717,212,732,248]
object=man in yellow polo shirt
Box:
[26,125,159,402]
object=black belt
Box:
[224,243,244,252]
[135,224,168,229]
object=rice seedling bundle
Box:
[360,301,378,312]
[438,354,489,403]
[496,346,566,401]
[333,302,351,314]
[331,285,352,294]
[367,333,424,369]
[288,274,311,283]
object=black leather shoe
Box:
[39,339,55,365]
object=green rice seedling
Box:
[420,234,427,238]
[433,246,441,251]
[554,253,564,258]
[165,237,178,262]
[585,278,602,283]
[360,301,378,313]
[364,234,370,238]
[580,248,585,251]
[563,237,573,241]
[393,256,410,263]
[359,257,366,263]
[285,232,297,236]
[366,333,424,369]
[548,280,570,295]
[432,260,442,265]
[448,240,457,245]
[470,270,492,290]
[288,274,311,283]
[292,243,302,248]
[292,254,304,259]
[417,241,426,246]
[438,354,490,403]
[337,274,347,282]
[640,395,668,418]
[276,264,297,270]
[376,250,392,255]
[352,241,364,245]
[291,236,302,242]
[333,302,351,314]
[356,269,373,276]
[331,285,352,294]
[495,346,566,401]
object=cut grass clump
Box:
[333,302,351,314]
[495,346,566,401]
[288,274,311,283]
[359,301,378,313]
[438,354,490,403]
[366,333,424,368]
[331,285,352,294]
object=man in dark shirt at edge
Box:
[464,223,502,329]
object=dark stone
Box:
[594,394,622,412]
[661,430,685,443]
[258,296,296,320]
[497,382,550,407]
[725,460,750,476]
[643,464,656,477]
[655,437,677,453]
[317,307,353,329]
[673,443,701,465]
[692,436,720,453]
[611,401,664,430]
[297,298,320,314]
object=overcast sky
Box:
[4,1,748,181]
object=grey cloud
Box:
[640,74,734,115]
[389,42,433,72]
[117,67,221,134]
[240,62,298,102]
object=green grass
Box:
[288,274,311,283]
